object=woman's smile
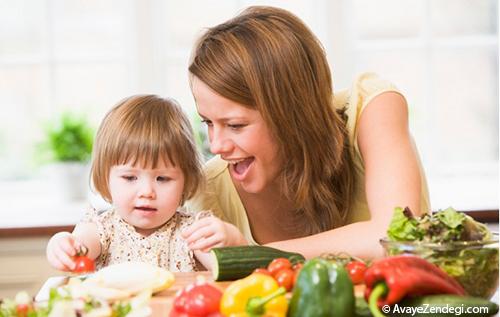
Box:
[226,157,254,181]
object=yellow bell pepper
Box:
[220,273,288,317]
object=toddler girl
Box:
[46,95,246,272]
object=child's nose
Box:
[139,182,156,199]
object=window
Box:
[0,0,136,178]
[0,0,497,224]
[344,0,498,210]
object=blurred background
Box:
[0,0,498,220]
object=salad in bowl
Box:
[380,207,499,299]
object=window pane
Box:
[164,1,239,49]
[0,65,50,178]
[431,0,498,37]
[164,57,196,116]
[54,62,131,118]
[353,0,422,39]
[52,0,132,59]
[432,48,498,165]
[0,1,47,58]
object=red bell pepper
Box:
[364,255,466,308]
[169,281,223,317]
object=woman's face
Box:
[192,77,281,194]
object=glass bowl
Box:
[380,233,499,299]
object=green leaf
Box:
[387,207,424,241]
[435,207,465,229]
[37,112,94,163]
[113,302,132,317]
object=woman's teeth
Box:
[226,158,246,165]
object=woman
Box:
[183,6,430,259]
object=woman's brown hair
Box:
[91,95,203,202]
[189,6,355,235]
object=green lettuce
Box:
[387,207,424,241]
[385,206,499,298]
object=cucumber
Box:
[210,245,305,281]
[391,295,499,317]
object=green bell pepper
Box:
[288,258,355,317]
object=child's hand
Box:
[46,232,83,271]
[182,216,247,252]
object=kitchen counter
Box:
[0,200,85,238]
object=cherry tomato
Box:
[253,268,272,276]
[267,258,292,276]
[16,304,29,317]
[274,268,295,291]
[73,246,95,274]
[292,262,303,271]
[345,260,367,284]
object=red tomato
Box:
[73,246,95,274]
[345,260,367,284]
[253,268,272,276]
[74,256,95,273]
[292,262,303,271]
[16,304,29,317]
[291,262,303,286]
[267,258,292,276]
[274,268,295,291]
[171,282,222,316]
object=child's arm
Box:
[182,215,247,253]
[46,222,101,272]
[193,250,213,271]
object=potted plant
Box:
[39,112,94,201]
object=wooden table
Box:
[149,271,366,317]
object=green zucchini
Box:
[210,245,305,281]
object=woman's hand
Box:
[182,215,247,252]
[46,232,83,271]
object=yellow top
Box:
[185,72,430,245]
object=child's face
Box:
[108,159,184,236]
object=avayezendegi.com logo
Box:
[382,303,494,316]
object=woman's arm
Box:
[267,92,424,259]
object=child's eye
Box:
[157,176,171,182]
[122,175,136,181]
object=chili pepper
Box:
[364,255,466,310]
[220,273,288,317]
[169,281,223,317]
[288,258,355,317]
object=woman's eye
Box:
[157,176,171,182]
[122,175,136,181]
[228,124,245,130]
[201,119,213,127]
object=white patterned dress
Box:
[81,208,203,272]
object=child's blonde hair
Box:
[91,95,203,202]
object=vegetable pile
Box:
[0,262,174,317]
[0,283,150,317]
[385,207,499,298]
